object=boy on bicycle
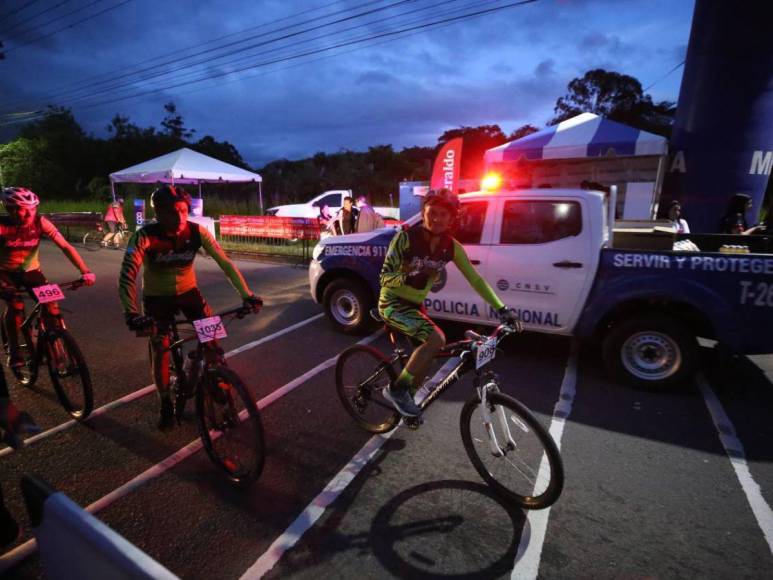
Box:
[0,187,96,369]
[118,185,262,430]
[379,189,520,416]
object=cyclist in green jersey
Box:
[379,189,521,416]
[119,186,262,429]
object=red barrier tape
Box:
[220,216,321,240]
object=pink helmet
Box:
[2,187,40,209]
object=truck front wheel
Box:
[323,278,373,334]
[602,314,697,390]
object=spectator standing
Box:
[335,196,359,235]
[355,195,385,233]
[719,193,752,234]
[667,201,690,234]
[102,197,127,247]
[318,204,335,239]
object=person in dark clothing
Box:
[720,193,753,234]
[335,196,359,235]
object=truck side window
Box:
[313,194,342,207]
[455,201,488,245]
[500,201,581,244]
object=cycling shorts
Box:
[0,269,48,298]
[142,288,212,330]
[378,295,438,344]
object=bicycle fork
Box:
[478,378,517,458]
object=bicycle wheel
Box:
[46,330,94,420]
[2,317,38,387]
[82,231,103,251]
[460,391,563,509]
[196,367,265,487]
[335,344,399,434]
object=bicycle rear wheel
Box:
[335,344,399,433]
[460,391,563,509]
[196,367,265,487]
[82,231,102,251]
[46,330,94,420]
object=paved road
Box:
[1,243,772,579]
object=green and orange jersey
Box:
[0,214,89,274]
[118,221,251,314]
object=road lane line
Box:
[512,340,579,579]
[0,331,381,573]
[697,374,773,555]
[241,430,397,579]
[0,313,325,457]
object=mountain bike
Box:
[144,304,265,487]
[336,314,564,509]
[82,222,128,251]
[1,281,94,420]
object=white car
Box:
[266,190,399,220]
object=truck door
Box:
[484,197,595,333]
[425,199,493,324]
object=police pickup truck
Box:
[309,188,773,389]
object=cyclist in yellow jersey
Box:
[119,185,262,429]
[0,187,96,368]
[379,189,521,416]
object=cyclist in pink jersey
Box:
[0,187,96,368]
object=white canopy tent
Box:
[109,147,263,208]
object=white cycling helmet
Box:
[2,187,40,209]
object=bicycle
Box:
[82,222,128,251]
[1,280,94,420]
[336,312,564,509]
[141,304,265,487]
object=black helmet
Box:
[151,185,191,209]
[423,188,459,214]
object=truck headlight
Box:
[312,243,325,261]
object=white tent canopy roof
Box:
[109,148,261,184]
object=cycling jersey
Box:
[119,221,251,314]
[104,203,125,223]
[0,215,89,274]
[379,223,504,309]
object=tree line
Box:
[0,69,674,208]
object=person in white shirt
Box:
[668,201,690,234]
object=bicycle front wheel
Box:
[82,232,103,251]
[46,330,94,420]
[461,391,563,509]
[196,367,265,487]
[335,344,399,434]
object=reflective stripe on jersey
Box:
[118,221,251,314]
[0,215,66,272]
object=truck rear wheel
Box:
[323,278,373,334]
[602,314,697,390]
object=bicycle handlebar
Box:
[0,279,86,300]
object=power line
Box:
[46,0,469,110]
[1,0,539,125]
[0,0,71,37]
[69,0,540,112]
[0,0,394,110]
[643,59,685,92]
[0,0,40,26]
[4,0,130,54]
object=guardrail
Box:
[43,212,103,243]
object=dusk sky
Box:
[0,0,695,168]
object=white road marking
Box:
[512,340,579,579]
[0,330,380,573]
[241,430,397,579]
[0,313,324,457]
[697,374,773,555]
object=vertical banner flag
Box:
[430,137,463,193]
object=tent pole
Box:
[258,181,264,214]
[198,182,202,199]
[110,178,116,202]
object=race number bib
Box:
[475,337,497,370]
[33,284,65,304]
[193,316,227,343]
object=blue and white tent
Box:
[485,113,667,164]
